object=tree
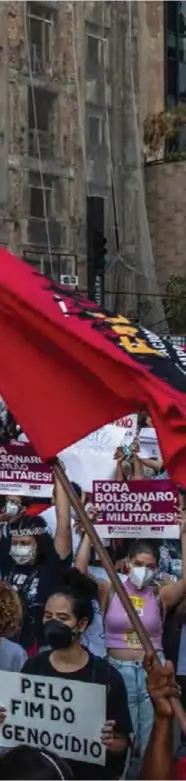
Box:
[164,275,186,334]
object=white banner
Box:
[0,445,53,497]
[0,672,106,766]
[61,415,137,492]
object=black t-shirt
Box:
[0,537,72,649]
[22,651,132,780]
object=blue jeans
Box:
[109,653,164,758]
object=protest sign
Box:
[61,415,137,491]
[138,427,161,460]
[0,445,53,497]
[93,479,179,538]
[0,671,106,766]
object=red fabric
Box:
[25,503,49,517]
[174,758,186,779]
[0,248,185,483]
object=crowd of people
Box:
[0,401,186,778]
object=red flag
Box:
[0,248,186,484]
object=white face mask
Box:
[6,501,19,517]
[10,543,37,566]
[129,565,154,590]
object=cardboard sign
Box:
[93,479,179,538]
[61,415,137,491]
[0,445,53,497]
[138,427,161,460]
[0,672,106,766]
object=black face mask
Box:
[44,619,76,650]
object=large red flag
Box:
[0,248,186,483]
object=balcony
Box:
[27,217,61,247]
[28,128,54,159]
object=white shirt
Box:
[40,506,80,555]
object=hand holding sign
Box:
[100,720,116,748]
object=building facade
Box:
[0,1,178,329]
[144,1,186,293]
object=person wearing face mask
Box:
[0,475,72,654]
[0,496,25,536]
[5,497,22,519]
[76,530,186,759]
[21,568,132,780]
[41,481,106,657]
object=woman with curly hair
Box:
[0,581,27,670]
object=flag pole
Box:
[53,458,186,733]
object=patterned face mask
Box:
[10,542,37,566]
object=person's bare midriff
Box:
[107,646,145,661]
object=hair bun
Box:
[62,567,98,600]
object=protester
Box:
[139,653,182,780]
[0,746,74,779]
[0,474,72,652]
[0,581,27,670]
[21,568,132,780]
[0,495,25,531]
[76,525,186,758]
[41,481,106,657]
[163,592,186,717]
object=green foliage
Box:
[164,275,186,333]
[144,107,186,162]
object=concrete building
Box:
[0,0,179,328]
[143,1,186,292]
[0,1,86,286]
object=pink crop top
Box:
[105,578,163,652]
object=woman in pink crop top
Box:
[76,535,186,759]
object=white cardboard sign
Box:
[0,672,106,766]
[61,415,137,491]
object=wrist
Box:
[154,712,173,731]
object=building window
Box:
[88,114,105,147]
[28,87,54,158]
[86,33,102,74]
[29,173,53,218]
[165,1,186,150]
[165,1,186,106]
[27,2,55,74]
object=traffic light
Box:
[93,231,107,272]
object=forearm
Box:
[115,461,125,481]
[139,715,173,780]
[133,456,145,479]
[140,457,163,473]
[54,477,72,559]
[75,532,91,573]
